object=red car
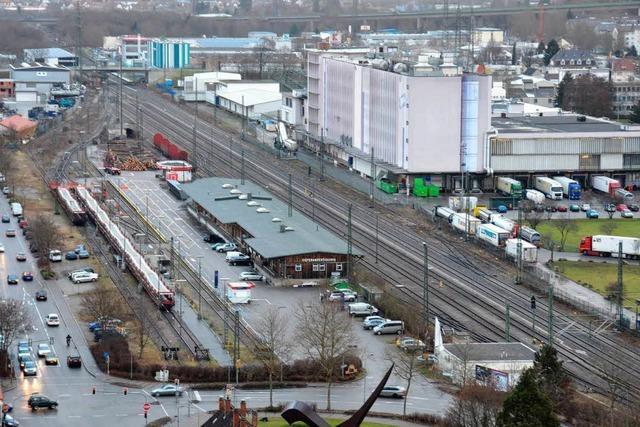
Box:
[557,205,568,212]
[616,204,628,212]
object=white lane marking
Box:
[193,403,207,412]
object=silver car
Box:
[239,271,263,281]
[380,385,406,398]
[151,384,184,397]
[37,343,51,357]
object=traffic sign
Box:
[143,403,151,412]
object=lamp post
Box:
[362,352,375,403]
[197,256,203,319]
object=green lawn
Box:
[259,418,394,427]
[536,219,640,252]
[552,260,640,306]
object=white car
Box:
[0,243,5,253]
[239,271,263,281]
[45,314,60,327]
[48,250,62,262]
[37,343,51,357]
[328,290,357,302]
[71,271,99,284]
[580,203,591,212]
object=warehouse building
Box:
[23,48,78,67]
[182,177,357,282]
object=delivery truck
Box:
[505,239,538,263]
[591,176,621,197]
[451,213,481,235]
[519,226,541,246]
[534,177,563,200]
[525,189,545,205]
[553,176,582,200]
[477,224,511,247]
[579,235,640,259]
[496,177,523,198]
[491,215,517,236]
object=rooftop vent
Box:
[256,207,270,213]
[238,194,248,200]
[272,217,282,222]
[230,189,242,194]
[222,183,235,189]
[247,201,261,207]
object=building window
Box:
[336,263,343,271]
[26,83,36,88]
[560,60,565,65]
[318,264,326,272]
[577,59,582,65]
[295,264,302,272]
[285,97,292,107]
[312,264,319,272]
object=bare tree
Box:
[445,383,506,427]
[600,221,617,236]
[80,282,126,322]
[387,345,421,416]
[553,216,577,252]
[295,299,356,410]
[599,351,626,424]
[522,201,545,230]
[133,310,152,359]
[0,299,31,376]
[30,215,62,267]
[255,306,291,408]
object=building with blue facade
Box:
[149,40,190,69]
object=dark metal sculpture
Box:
[282,363,395,427]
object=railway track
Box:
[117,83,640,400]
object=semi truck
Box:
[519,226,541,246]
[451,213,481,235]
[505,239,538,263]
[553,176,582,200]
[534,177,563,200]
[591,176,621,197]
[525,189,545,205]
[579,235,640,259]
[491,215,517,236]
[477,224,511,247]
[496,177,523,198]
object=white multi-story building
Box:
[623,28,640,49]
[306,49,491,184]
[280,89,306,127]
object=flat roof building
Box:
[23,48,78,67]
[182,177,358,283]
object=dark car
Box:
[544,205,557,213]
[65,251,78,261]
[21,272,33,281]
[605,203,616,213]
[1,214,9,223]
[629,204,640,212]
[27,394,58,410]
[15,252,26,262]
[7,275,18,285]
[557,205,568,212]
[77,249,89,259]
[28,242,37,253]
[35,289,47,301]
[67,356,82,368]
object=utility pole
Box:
[197,257,202,320]
[119,52,123,137]
[234,309,240,385]
[193,88,198,171]
[422,242,430,328]
[241,95,246,140]
[505,301,511,342]
[369,147,375,208]
[320,129,325,182]
[240,149,245,185]
[547,286,554,345]
[75,1,82,72]
[375,214,379,264]
[347,204,353,284]
[288,173,292,217]
[170,237,175,280]
[617,241,624,329]
[515,202,524,285]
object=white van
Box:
[48,250,62,262]
[348,303,379,317]
[225,251,243,262]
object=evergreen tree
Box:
[534,345,570,408]
[543,39,559,66]
[511,43,517,65]
[630,101,640,124]
[537,41,545,54]
[555,72,572,108]
[628,45,638,57]
[496,369,559,427]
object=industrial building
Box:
[182,177,357,282]
[23,48,78,67]
[149,39,190,69]
[205,80,282,119]
[183,72,241,102]
[305,48,491,187]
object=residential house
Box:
[506,76,557,108]
[550,49,596,69]
[0,115,37,140]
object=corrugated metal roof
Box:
[445,342,535,362]
[182,177,358,259]
[218,88,282,107]
[24,47,75,58]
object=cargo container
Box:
[552,177,582,200]
[534,177,563,200]
[434,206,456,222]
[579,235,640,259]
[519,226,541,246]
[448,196,478,212]
[477,223,511,247]
[591,176,621,196]
[491,215,517,235]
[496,177,523,198]
[505,239,538,263]
[477,209,495,223]
[451,213,481,235]
[525,189,545,205]
[376,178,398,194]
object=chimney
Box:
[225,397,232,414]
[240,400,247,417]
[219,397,225,412]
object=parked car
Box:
[37,343,51,357]
[398,337,425,352]
[45,313,60,327]
[151,384,184,397]
[379,386,407,398]
[35,289,47,301]
[65,251,78,261]
[569,204,580,212]
[586,209,600,219]
[67,356,82,368]
[23,360,37,376]
[238,271,263,281]
[605,203,616,213]
[27,394,58,410]
[328,290,357,302]
[77,249,90,259]
[580,203,591,212]
[362,316,387,330]
[45,354,58,365]
[71,271,98,284]
[1,214,9,223]
[0,243,5,252]
[556,205,568,212]
[616,203,628,212]
[496,205,508,214]
[2,187,10,196]
[67,267,95,279]
[3,414,19,427]
[373,320,404,335]
[7,275,18,285]
[74,244,86,254]
[348,302,378,317]
[621,209,634,219]
[48,250,62,262]
[5,229,15,237]
[544,205,557,213]
[210,242,226,251]
[629,203,640,212]
[18,219,28,229]
[216,243,238,253]
[15,252,26,262]
[21,272,33,281]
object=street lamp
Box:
[175,279,187,337]
[362,352,375,403]
[196,256,203,319]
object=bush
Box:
[40,269,55,280]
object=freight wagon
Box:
[434,206,456,222]
[451,213,481,235]
[519,226,541,246]
[476,223,510,247]
[505,239,538,263]
[491,215,518,236]
[153,133,189,162]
